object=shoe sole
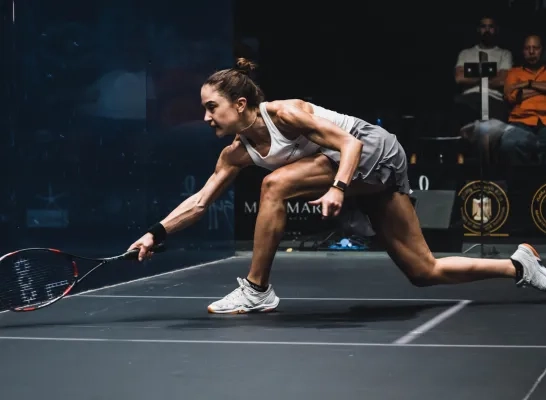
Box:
[207,298,280,314]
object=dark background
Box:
[1,0,546,287]
[233,0,545,144]
[0,0,236,288]
[231,0,546,242]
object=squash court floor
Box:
[1,251,545,400]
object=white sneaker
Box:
[207,278,280,314]
[511,243,546,291]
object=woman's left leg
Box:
[248,154,336,287]
[207,153,380,313]
[207,153,337,313]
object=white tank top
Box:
[239,102,355,171]
[309,102,355,133]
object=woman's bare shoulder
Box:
[264,99,314,115]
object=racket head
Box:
[0,243,167,312]
[0,248,81,312]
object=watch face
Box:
[333,180,347,191]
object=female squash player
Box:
[128,58,546,314]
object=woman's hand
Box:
[128,233,156,261]
[308,188,345,219]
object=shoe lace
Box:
[222,278,247,303]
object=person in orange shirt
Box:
[501,34,546,165]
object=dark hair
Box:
[203,58,265,109]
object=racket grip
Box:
[125,243,167,260]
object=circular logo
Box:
[531,183,546,234]
[458,180,509,234]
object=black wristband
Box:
[147,222,167,244]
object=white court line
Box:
[394,300,472,345]
[1,336,546,349]
[73,255,238,296]
[77,294,467,302]
[522,366,546,400]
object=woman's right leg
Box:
[364,188,546,290]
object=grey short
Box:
[320,118,412,195]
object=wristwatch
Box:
[332,179,347,192]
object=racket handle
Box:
[125,243,167,260]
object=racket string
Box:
[0,252,76,309]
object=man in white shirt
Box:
[453,16,513,129]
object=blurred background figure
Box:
[453,16,513,131]
[501,34,546,165]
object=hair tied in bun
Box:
[234,57,258,75]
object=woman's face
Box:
[201,84,243,138]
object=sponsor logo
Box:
[531,183,546,234]
[458,180,509,234]
[243,200,321,221]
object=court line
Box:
[522,366,546,400]
[393,300,472,345]
[73,255,239,296]
[77,294,468,302]
[0,335,546,349]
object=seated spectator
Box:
[453,16,512,129]
[500,34,546,165]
